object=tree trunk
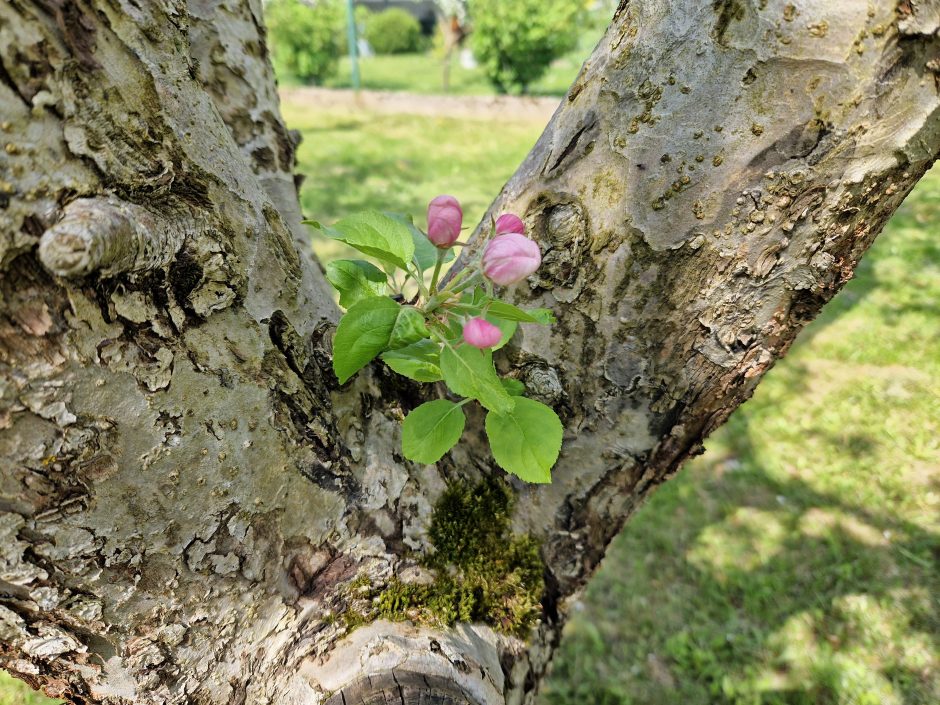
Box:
[0,1,936,703]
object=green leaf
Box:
[332,297,402,383]
[500,378,526,396]
[441,316,464,344]
[527,308,556,325]
[449,287,485,314]
[485,398,562,483]
[325,259,387,308]
[461,287,488,306]
[388,307,430,349]
[486,301,556,324]
[439,345,514,414]
[401,399,466,464]
[381,340,443,382]
[387,212,455,271]
[333,300,430,382]
[486,315,518,350]
[316,211,415,269]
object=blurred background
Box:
[4,1,937,703]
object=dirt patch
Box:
[279,87,561,123]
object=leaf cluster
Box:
[308,209,563,483]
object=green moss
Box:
[346,479,545,636]
[341,609,369,630]
[348,573,372,591]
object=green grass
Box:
[0,674,58,705]
[324,52,495,95]
[321,47,589,97]
[279,101,544,263]
[5,102,937,705]
[313,28,605,97]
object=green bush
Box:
[364,8,425,55]
[468,0,583,94]
[265,0,345,85]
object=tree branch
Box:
[37,196,189,277]
[447,0,940,689]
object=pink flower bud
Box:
[462,317,502,349]
[427,195,463,248]
[482,233,542,286]
[495,213,525,235]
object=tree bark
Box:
[0,1,937,704]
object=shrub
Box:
[265,0,345,85]
[468,0,582,94]
[364,8,425,55]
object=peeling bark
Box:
[0,1,937,704]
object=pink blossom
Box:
[427,195,463,248]
[462,317,502,349]
[482,233,542,286]
[495,213,525,235]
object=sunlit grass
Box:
[279,102,544,265]
[0,673,59,705]
[309,28,605,97]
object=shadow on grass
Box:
[543,397,939,705]
[545,451,937,703]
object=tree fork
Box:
[0,0,938,703]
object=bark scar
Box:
[545,112,599,176]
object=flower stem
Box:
[411,258,430,301]
[450,270,483,296]
[429,249,446,295]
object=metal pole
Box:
[345,0,361,90]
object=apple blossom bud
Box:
[495,213,525,235]
[462,317,502,349]
[427,195,462,248]
[482,233,541,286]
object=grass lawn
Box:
[320,45,590,97]
[302,27,607,98]
[3,102,937,705]
[324,52,495,95]
[0,675,57,705]
[279,101,545,264]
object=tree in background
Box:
[468,0,583,93]
[364,7,426,55]
[266,0,345,84]
[435,0,469,22]
[434,0,470,91]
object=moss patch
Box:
[353,479,544,636]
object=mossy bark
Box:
[0,1,938,704]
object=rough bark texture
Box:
[0,1,937,704]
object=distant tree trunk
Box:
[0,1,937,703]
[440,15,466,92]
